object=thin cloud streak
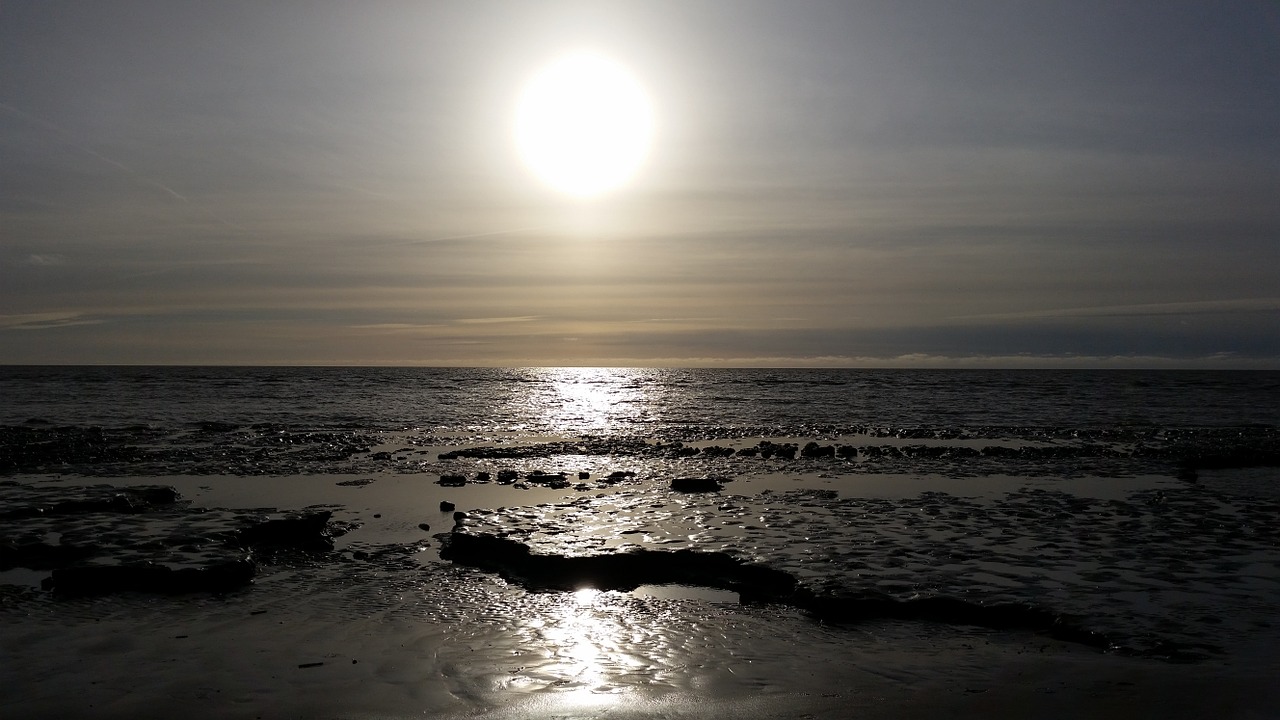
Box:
[0,312,103,331]
[455,316,542,325]
[0,101,251,235]
[950,299,1280,322]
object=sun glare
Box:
[516,52,653,197]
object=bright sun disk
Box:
[516,52,653,197]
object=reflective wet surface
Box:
[3,367,1280,717]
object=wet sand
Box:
[3,431,1280,718]
[4,592,1276,719]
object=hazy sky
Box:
[3,0,1278,366]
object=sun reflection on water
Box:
[522,367,656,435]
[517,587,638,708]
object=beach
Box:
[3,368,1279,718]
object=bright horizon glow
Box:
[515,52,653,197]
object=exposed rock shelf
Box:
[438,530,1209,662]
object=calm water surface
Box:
[4,366,1279,432]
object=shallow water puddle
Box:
[630,583,740,603]
[0,567,46,589]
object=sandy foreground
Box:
[3,470,1279,719]
[5,596,1277,720]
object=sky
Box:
[2,0,1278,367]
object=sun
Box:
[516,52,653,198]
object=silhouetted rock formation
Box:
[43,557,256,596]
[439,532,795,598]
[801,442,836,458]
[439,531,1207,659]
[0,485,181,519]
[670,477,723,492]
[0,540,97,571]
[235,511,343,551]
[526,472,570,488]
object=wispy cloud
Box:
[24,254,65,266]
[0,312,103,330]
[455,316,542,325]
[950,298,1280,322]
[350,323,447,332]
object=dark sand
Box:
[4,435,1280,719]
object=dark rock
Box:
[802,442,836,458]
[496,469,519,484]
[440,532,796,597]
[0,485,182,520]
[578,471,590,480]
[440,501,455,512]
[671,477,723,493]
[756,441,799,460]
[438,474,467,487]
[44,557,256,596]
[130,486,182,505]
[836,445,858,459]
[438,533,1185,659]
[1180,449,1280,472]
[527,472,570,489]
[0,540,97,571]
[237,511,338,552]
[418,523,431,532]
[474,471,491,483]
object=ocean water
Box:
[4,365,1280,432]
[3,367,1280,714]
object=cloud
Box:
[350,323,447,331]
[455,316,542,325]
[0,312,102,330]
[950,298,1280,322]
[24,254,65,266]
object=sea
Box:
[2,366,1279,715]
[4,366,1280,432]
